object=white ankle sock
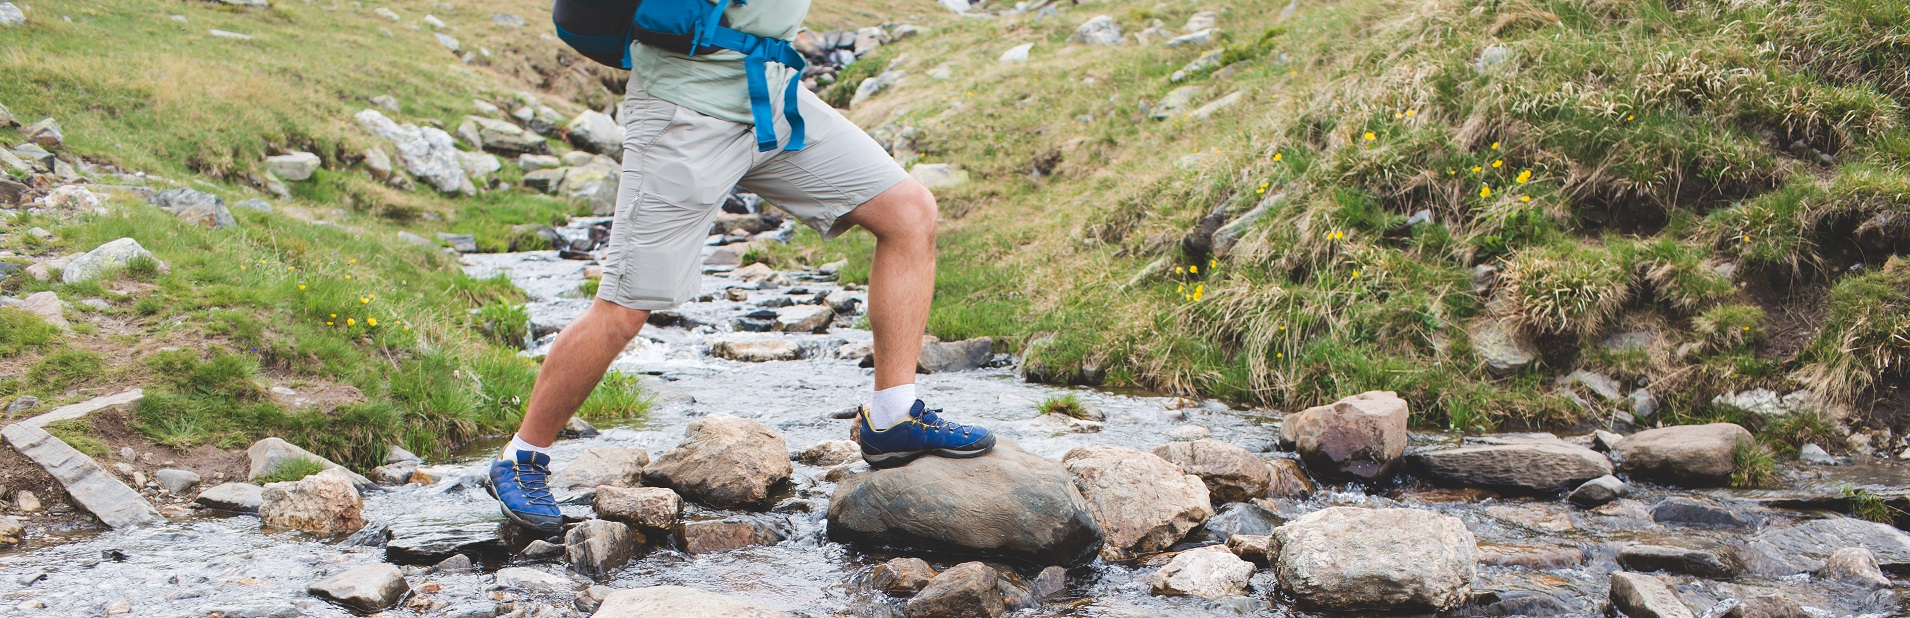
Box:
[502,434,552,461]
[870,384,917,428]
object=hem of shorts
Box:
[816,172,910,241]
[595,291,682,312]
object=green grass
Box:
[27,349,105,395]
[576,371,652,423]
[1036,393,1091,419]
[45,419,109,458]
[0,308,60,357]
[1732,438,1776,489]
[1843,486,1905,524]
[254,457,328,484]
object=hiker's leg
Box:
[512,300,650,447]
[839,179,937,391]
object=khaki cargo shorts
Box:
[596,83,908,311]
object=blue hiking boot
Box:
[486,450,563,531]
[857,400,996,468]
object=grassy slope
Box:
[0,0,661,468]
[774,0,1910,445]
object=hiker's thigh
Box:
[739,87,909,241]
[599,86,756,311]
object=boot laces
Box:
[512,462,557,507]
[913,406,973,438]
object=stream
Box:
[0,217,1905,617]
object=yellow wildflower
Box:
[1491,141,1500,150]
[1742,326,1750,332]
[1625,114,1634,121]
[1471,166,1482,173]
[1272,153,1283,161]
[1178,284,1186,293]
[1276,353,1284,358]
[1492,160,1503,168]
[345,275,352,280]
[1209,259,1217,269]
[347,318,356,325]
[1516,169,1532,184]
[1352,270,1361,278]
[240,265,246,271]
[1521,195,1532,202]
[1405,109,1416,117]
[1193,284,1204,301]
[1290,70,1298,75]
[348,259,356,264]
[367,318,378,327]
[1176,266,1185,274]
[1363,132,1376,141]
[298,284,306,290]
[1480,186,1493,198]
[1393,112,1403,119]
[330,313,337,318]
[1279,325,1286,331]
[1189,265,1198,274]
[326,321,334,326]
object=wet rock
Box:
[1226,534,1273,565]
[1566,475,1626,508]
[566,519,640,578]
[265,152,321,181]
[1469,319,1537,372]
[519,539,564,560]
[1409,442,1612,493]
[247,437,371,487]
[645,414,792,508]
[553,447,648,491]
[1650,497,1757,529]
[1608,571,1694,618]
[594,486,682,531]
[1473,590,1576,616]
[917,337,994,373]
[1821,547,1891,587]
[829,441,1103,566]
[259,468,364,534]
[1279,391,1410,483]
[709,335,806,362]
[154,469,201,494]
[1797,443,1835,464]
[1068,15,1123,46]
[308,563,408,612]
[62,238,165,284]
[151,188,237,229]
[1613,423,1753,487]
[565,110,623,156]
[1739,516,1910,576]
[1273,507,1475,611]
[493,567,579,594]
[432,553,474,573]
[369,460,418,485]
[1617,544,1734,578]
[681,516,788,553]
[1203,501,1283,540]
[775,304,834,333]
[0,516,21,544]
[872,557,938,596]
[0,423,162,528]
[906,562,1004,618]
[795,440,860,466]
[594,585,790,617]
[1151,544,1252,600]
[194,482,264,513]
[1152,439,1271,504]
[1721,594,1806,618]
[385,521,503,565]
[1063,445,1211,561]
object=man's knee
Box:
[583,299,650,340]
[872,180,938,243]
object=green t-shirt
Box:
[629,0,812,125]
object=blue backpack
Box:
[553,0,807,152]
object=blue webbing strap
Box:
[691,0,732,57]
[708,27,808,152]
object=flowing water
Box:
[0,219,1905,617]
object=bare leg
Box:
[513,299,651,447]
[839,179,939,391]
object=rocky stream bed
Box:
[0,218,1907,618]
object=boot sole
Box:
[862,433,996,469]
[485,482,564,532]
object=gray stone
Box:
[369,460,418,485]
[908,162,967,190]
[594,486,682,531]
[457,150,501,179]
[680,516,788,554]
[1739,516,1910,576]
[593,586,790,617]
[436,233,477,253]
[5,396,38,414]
[553,447,648,491]
[998,42,1033,63]
[19,291,65,330]
[1566,475,1626,508]
[153,469,200,494]
[565,519,639,578]
[42,185,104,214]
[386,521,503,564]
[518,153,561,171]
[0,2,23,26]
[307,563,408,612]
[1616,544,1734,578]
[259,468,365,534]
[1151,86,1202,120]
[906,562,1004,618]
[432,553,474,573]
[151,189,237,229]
[1183,10,1218,31]
[0,423,162,528]
[1203,501,1283,540]
[645,414,792,508]
[1408,442,1612,493]
[62,238,164,284]
[829,441,1103,566]
[461,115,549,155]
[1721,594,1806,618]
[247,437,371,487]
[233,198,273,213]
[849,70,904,108]
[1798,443,1835,464]
[565,110,623,156]
[492,567,578,593]
[1614,423,1753,487]
[434,32,460,51]
[355,109,469,193]
[1165,28,1217,47]
[872,557,938,596]
[708,335,805,362]
[1152,439,1270,504]
[20,117,60,148]
[1068,15,1123,46]
[824,290,860,314]
[1279,391,1410,483]
[1274,507,1475,611]
[1562,369,1624,401]
[774,304,834,333]
[917,337,993,373]
[1470,319,1537,372]
[1820,547,1891,587]
[491,12,525,27]
[265,152,321,181]
[1649,496,1757,529]
[194,482,264,513]
[1063,445,1211,561]
[1608,571,1694,618]
[1150,545,1251,600]
[794,440,860,466]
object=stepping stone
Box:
[1,423,162,528]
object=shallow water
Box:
[1,221,1905,617]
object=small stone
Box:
[1150,545,1252,600]
[795,440,860,466]
[1721,594,1807,618]
[265,152,321,181]
[0,2,24,27]
[15,491,39,513]
[518,539,564,560]
[6,395,39,414]
[0,516,23,544]
[594,486,683,531]
[1068,15,1123,46]
[565,519,640,578]
[1820,547,1891,588]
[905,562,1004,618]
[1616,544,1734,578]
[195,482,265,513]
[1649,496,1757,529]
[1566,475,1627,508]
[871,557,938,596]
[492,567,577,593]
[1225,533,1273,565]
[307,563,409,612]
[259,468,365,534]
[432,553,474,573]
[908,163,968,190]
[1608,571,1695,618]
[153,469,201,494]
[1798,443,1835,465]
[104,600,131,615]
[998,43,1033,63]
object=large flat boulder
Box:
[1273,507,1476,611]
[1152,439,1272,504]
[1062,445,1211,561]
[592,586,789,617]
[829,441,1102,567]
[0,423,163,528]
[645,415,792,508]
[1408,442,1612,493]
[1737,516,1910,576]
[1613,423,1752,487]
[1279,391,1409,483]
